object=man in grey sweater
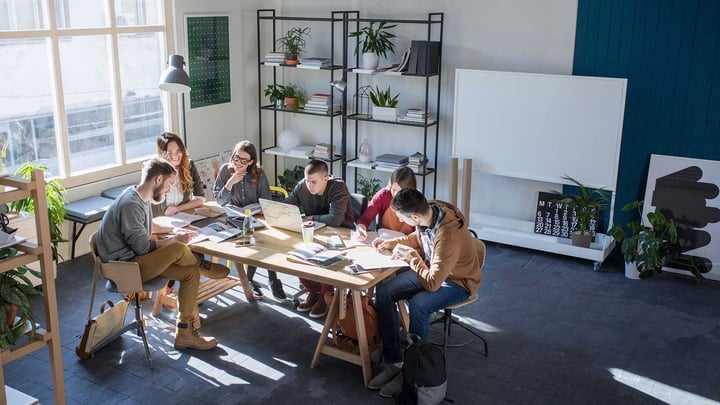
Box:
[285,159,354,318]
[97,158,229,350]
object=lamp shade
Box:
[330,80,346,92]
[159,54,191,93]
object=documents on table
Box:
[345,248,407,270]
[287,242,347,267]
[153,212,207,228]
[189,222,242,244]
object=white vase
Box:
[625,261,640,280]
[362,52,379,70]
[358,138,372,163]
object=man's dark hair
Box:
[305,159,329,176]
[391,188,430,216]
[141,157,176,184]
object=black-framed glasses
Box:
[232,155,251,165]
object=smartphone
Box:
[234,240,254,247]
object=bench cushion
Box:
[64,196,115,223]
[101,184,134,200]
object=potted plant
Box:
[609,200,679,280]
[276,26,311,66]
[1,247,41,349]
[369,85,400,121]
[349,21,397,70]
[10,163,67,262]
[264,84,286,107]
[278,165,306,192]
[357,174,382,201]
[550,175,609,248]
[282,83,307,112]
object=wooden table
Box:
[189,219,399,386]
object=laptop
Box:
[258,198,326,233]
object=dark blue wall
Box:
[574,0,720,226]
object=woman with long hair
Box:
[214,140,286,299]
[153,132,205,217]
[355,166,417,241]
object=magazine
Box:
[223,203,262,218]
[287,242,347,267]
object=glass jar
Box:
[359,138,372,163]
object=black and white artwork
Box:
[643,154,720,280]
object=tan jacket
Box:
[382,200,482,295]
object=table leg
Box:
[233,261,256,301]
[352,290,372,386]
[311,290,339,368]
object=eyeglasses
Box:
[232,155,251,165]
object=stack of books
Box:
[298,57,332,69]
[407,152,429,172]
[313,143,335,159]
[399,108,435,124]
[264,52,285,64]
[303,94,340,114]
[375,153,409,169]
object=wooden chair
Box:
[87,232,168,368]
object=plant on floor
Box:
[608,200,682,281]
[357,174,382,201]
[278,165,306,192]
[10,162,67,262]
[0,247,41,349]
[549,175,609,246]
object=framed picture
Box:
[185,15,231,108]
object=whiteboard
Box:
[452,69,627,190]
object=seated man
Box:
[284,159,354,318]
[368,189,482,398]
[96,157,230,350]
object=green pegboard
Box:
[186,16,231,108]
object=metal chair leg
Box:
[134,294,153,369]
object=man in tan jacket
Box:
[367,188,482,397]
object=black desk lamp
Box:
[159,54,191,145]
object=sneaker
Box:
[368,364,402,390]
[194,253,230,279]
[270,279,287,299]
[297,292,320,312]
[309,297,328,318]
[250,280,264,298]
[174,322,217,350]
[379,373,404,398]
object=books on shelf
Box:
[313,143,335,159]
[264,52,285,64]
[287,242,347,267]
[386,48,412,73]
[298,57,332,69]
[189,221,242,244]
[407,152,429,171]
[375,154,409,165]
[287,145,315,158]
[399,108,435,124]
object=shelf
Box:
[347,113,437,127]
[261,105,342,117]
[263,147,344,163]
[348,67,439,78]
[346,159,435,176]
[261,61,343,70]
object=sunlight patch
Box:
[609,368,717,404]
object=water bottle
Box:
[243,208,255,244]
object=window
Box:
[0,0,169,183]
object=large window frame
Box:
[0,0,176,188]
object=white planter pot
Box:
[625,261,640,280]
[362,52,379,70]
[372,106,399,121]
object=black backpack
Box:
[394,333,448,405]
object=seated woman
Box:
[214,140,286,299]
[355,166,417,241]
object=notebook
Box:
[258,198,326,233]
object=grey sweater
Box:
[97,186,156,262]
[213,164,272,207]
[285,177,354,228]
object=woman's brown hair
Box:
[156,132,193,193]
[231,140,262,185]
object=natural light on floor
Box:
[609,368,718,404]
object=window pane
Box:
[115,0,163,26]
[56,0,107,29]
[0,0,48,31]
[118,32,164,161]
[0,39,58,176]
[59,35,117,174]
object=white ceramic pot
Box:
[362,52,379,70]
[625,261,640,280]
[372,106,399,121]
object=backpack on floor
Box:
[394,333,447,405]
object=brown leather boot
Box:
[174,322,217,350]
[194,253,230,279]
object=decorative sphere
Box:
[278,129,301,151]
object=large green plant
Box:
[0,247,41,349]
[550,175,609,235]
[348,22,397,58]
[277,27,311,56]
[10,163,67,262]
[608,200,682,280]
[264,84,286,104]
[357,175,382,201]
[369,85,399,108]
[278,165,306,192]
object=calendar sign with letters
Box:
[534,192,598,238]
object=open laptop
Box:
[258,198,326,233]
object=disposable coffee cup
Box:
[302,221,314,243]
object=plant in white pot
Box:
[369,85,399,121]
[550,175,609,248]
[609,200,679,280]
[349,21,397,70]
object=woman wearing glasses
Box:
[214,140,286,300]
[153,132,206,217]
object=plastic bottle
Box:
[243,208,255,244]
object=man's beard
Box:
[151,184,166,204]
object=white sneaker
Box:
[368,364,401,390]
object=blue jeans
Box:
[376,267,469,363]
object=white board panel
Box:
[452,69,627,190]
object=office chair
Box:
[350,192,368,221]
[270,185,289,201]
[87,232,168,368]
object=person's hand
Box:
[173,228,196,244]
[225,170,246,190]
[391,244,414,262]
[356,224,368,241]
[165,205,179,216]
[374,239,392,254]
